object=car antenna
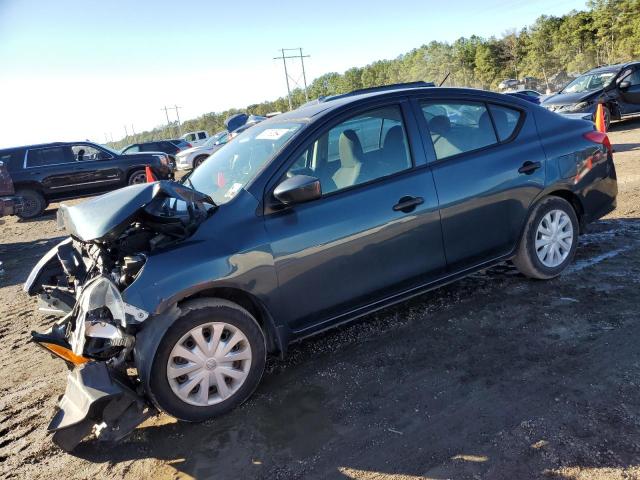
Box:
[438,72,451,87]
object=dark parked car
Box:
[121,139,190,159]
[0,158,22,218]
[26,83,617,450]
[542,61,640,129]
[2,141,174,218]
[505,90,542,104]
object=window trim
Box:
[24,146,75,169]
[23,143,114,168]
[263,100,420,213]
[412,96,526,165]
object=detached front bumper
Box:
[46,361,154,452]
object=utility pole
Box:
[273,48,310,110]
[161,106,172,128]
[172,105,182,136]
[299,48,309,101]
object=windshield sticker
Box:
[224,182,243,199]
[256,128,291,140]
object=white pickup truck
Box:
[180,131,209,147]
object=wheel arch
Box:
[177,287,285,355]
[545,189,585,232]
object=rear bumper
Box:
[0,195,23,217]
[46,361,154,451]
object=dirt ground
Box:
[2,120,640,480]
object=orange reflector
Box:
[41,342,89,365]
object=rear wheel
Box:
[128,169,147,185]
[16,189,46,219]
[513,196,579,279]
[145,299,266,422]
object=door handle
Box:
[518,161,542,175]
[393,196,424,213]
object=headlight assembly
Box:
[563,101,592,113]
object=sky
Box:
[0,0,588,148]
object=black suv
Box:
[121,140,190,159]
[1,141,174,218]
[542,61,640,129]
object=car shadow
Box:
[15,206,59,223]
[70,218,640,479]
[0,236,64,288]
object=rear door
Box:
[25,146,78,195]
[618,66,640,114]
[264,101,446,333]
[413,96,546,271]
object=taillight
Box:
[583,130,612,154]
[186,143,192,148]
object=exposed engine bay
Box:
[26,181,215,451]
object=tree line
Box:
[108,0,639,150]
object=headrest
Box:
[339,129,363,167]
[428,115,451,135]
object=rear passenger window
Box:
[421,101,497,160]
[285,105,412,195]
[488,104,521,141]
[198,132,207,140]
[26,147,71,167]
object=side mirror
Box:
[273,175,321,205]
[620,80,631,90]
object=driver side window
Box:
[71,145,110,161]
[284,105,413,195]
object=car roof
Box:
[269,83,529,125]
[588,62,639,74]
[0,141,102,152]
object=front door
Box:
[264,103,446,333]
[618,66,640,115]
[415,97,546,271]
[70,144,122,194]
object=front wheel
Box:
[193,155,208,168]
[128,169,147,185]
[144,299,266,422]
[513,196,579,279]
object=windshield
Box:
[187,121,303,205]
[203,132,227,147]
[100,144,121,155]
[562,72,616,94]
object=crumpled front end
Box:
[26,181,215,451]
[29,270,154,451]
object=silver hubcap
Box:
[130,172,147,184]
[167,322,252,406]
[535,209,574,268]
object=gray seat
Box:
[332,129,363,190]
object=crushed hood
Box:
[57,181,214,242]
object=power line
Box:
[273,48,310,110]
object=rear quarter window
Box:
[488,104,522,142]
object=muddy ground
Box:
[1,119,640,480]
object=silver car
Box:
[175,131,228,170]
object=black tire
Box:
[144,298,266,422]
[513,196,579,279]
[193,155,208,168]
[603,105,611,131]
[16,189,46,219]
[128,169,147,185]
